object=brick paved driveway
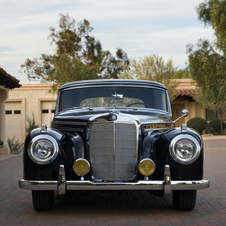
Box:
[0,139,225,226]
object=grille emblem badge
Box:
[110,114,117,121]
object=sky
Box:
[0,0,215,84]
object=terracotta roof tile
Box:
[0,67,21,89]
[176,88,198,96]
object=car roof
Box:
[59,79,167,91]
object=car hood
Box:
[53,108,173,125]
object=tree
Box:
[106,48,130,79]
[82,36,129,79]
[20,14,129,92]
[172,68,191,79]
[187,40,226,134]
[120,54,178,102]
[196,0,226,54]
[186,0,226,135]
[50,54,100,91]
[192,89,226,133]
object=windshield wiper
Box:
[61,107,89,112]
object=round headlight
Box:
[73,158,90,176]
[138,158,156,176]
[28,135,59,164]
[169,134,201,165]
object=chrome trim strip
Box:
[171,180,210,190]
[141,121,174,127]
[66,181,163,190]
[19,179,210,191]
[113,121,116,179]
[144,127,171,132]
[19,179,58,190]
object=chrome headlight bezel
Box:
[28,135,59,165]
[169,134,201,165]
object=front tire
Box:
[173,190,197,211]
[32,190,54,211]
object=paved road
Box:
[0,139,225,226]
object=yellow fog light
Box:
[138,158,155,176]
[73,158,90,176]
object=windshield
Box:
[59,86,168,112]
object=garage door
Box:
[41,101,56,127]
[5,101,23,142]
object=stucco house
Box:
[0,67,21,154]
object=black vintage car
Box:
[19,79,209,211]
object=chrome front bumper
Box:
[19,165,210,195]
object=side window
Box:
[5,110,12,114]
[42,109,49,114]
[14,110,21,114]
[5,110,21,114]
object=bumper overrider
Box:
[19,165,210,195]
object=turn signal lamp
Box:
[138,158,155,176]
[73,158,90,176]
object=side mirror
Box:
[174,109,189,123]
[182,109,189,117]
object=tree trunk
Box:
[219,108,223,135]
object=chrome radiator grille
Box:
[90,121,137,181]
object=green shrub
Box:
[0,139,4,148]
[7,136,23,154]
[187,117,207,134]
[207,119,226,135]
[26,113,38,134]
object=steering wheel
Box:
[126,102,151,108]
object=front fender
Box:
[163,127,204,180]
[23,128,64,180]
